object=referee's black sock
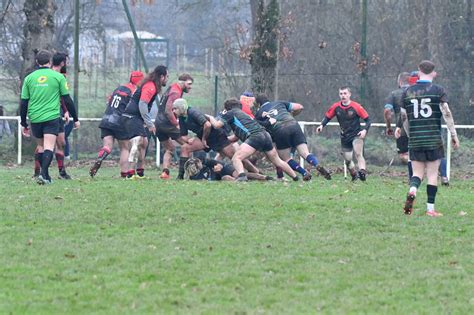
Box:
[41,150,54,180]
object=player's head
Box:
[178,73,194,93]
[397,72,410,87]
[418,60,435,75]
[52,52,68,73]
[35,50,52,66]
[254,93,269,107]
[240,91,256,109]
[172,98,188,117]
[338,86,351,103]
[184,158,203,179]
[224,98,242,111]
[145,65,168,89]
[129,70,144,85]
[408,71,419,86]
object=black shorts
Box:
[272,122,307,150]
[100,126,129,141]
[245,131,274,152]
[409,146,445,162]
[221,163,235,177]
[207,128,231,152]
[396,135,409,154]
[58,119,65,133]
[123,115,146,138]
[31,118,61,138]
[341,135,358,151]
[155,122,181,142]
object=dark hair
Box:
[255,93,269,106]
[224,98,242,111]
[418,60,435,74]
[52,52,68,67]
[36,50,52,66]
[178,73,193,82]
[397,72,410,85]
[143,65,168,92]
[339,86,351,92]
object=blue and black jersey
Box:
[219,108,264,142]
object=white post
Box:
[446,128,451,180]
[155,139,161,168]
[17,117,22,165]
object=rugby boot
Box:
[403,192,416,215]
[349,168,358,181]
[89,160,102,178]
[426,210,443,217]
[37,175,52,185]
[316,165,332,180]
[441,177,449,186]
[160,168,171,179]
[58,169,72,180]
[358,169,367,181]
[303,171,312,181]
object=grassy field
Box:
[0,165,473,314]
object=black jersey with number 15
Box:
[402,81,447,150]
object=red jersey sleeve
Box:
[325,102,339,119]
[140,81,157,103]
[351,102,369,119]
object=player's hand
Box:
[148,125,156,135]
[452,135,460,150]
[394,127,401,139]
[316,125,323,134]
[386,127,393,136]
[22,127,30,137]
[358,129,367,139]
[74,121,81,129]
[202,139,209,149]
[64,112,71,124]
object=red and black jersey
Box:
[324,101,369,138]
[99,82,137,129]
[124,81,158,119]
[156,83,183,127]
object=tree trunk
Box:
[21,0,57,79]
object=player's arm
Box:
[384,104,394,135]
[201,121,212,147]
[62,95,80,129]
[206,114,224,129]
[165,92,179,127]
[395,108,408,139]
[20,99,29,128]
[316,104,336,133]
[440,102,460,149]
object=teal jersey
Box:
[402,81,447,150]
[21,67,69,123]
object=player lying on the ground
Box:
[184,157,272,181]
[316,86,371,181]
[208,98,299,182]
[89,70,144,178]
[254,93,331,181]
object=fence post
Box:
[214,75,218,116]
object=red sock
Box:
[127,170,135,178]
[137,168,144,177]
[98,146,111,159]
[55,152,64,170]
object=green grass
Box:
[1,166,473,314]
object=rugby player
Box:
[316,87,371,181]
[254,94,331,181]
[184,157,271,181]
[171,98,259,179]
[123,65,168,178]
[155,73,194,179]
[208,98,299,181]
[20,50,78,185]
[89,70,144,178]
[396,60,460,217]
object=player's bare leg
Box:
[160,139,176,179]
[231,143,256,181]
[118,139,129,177]
[90,135,113,178]
[265,148,298,180]
[353,138,367,181]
